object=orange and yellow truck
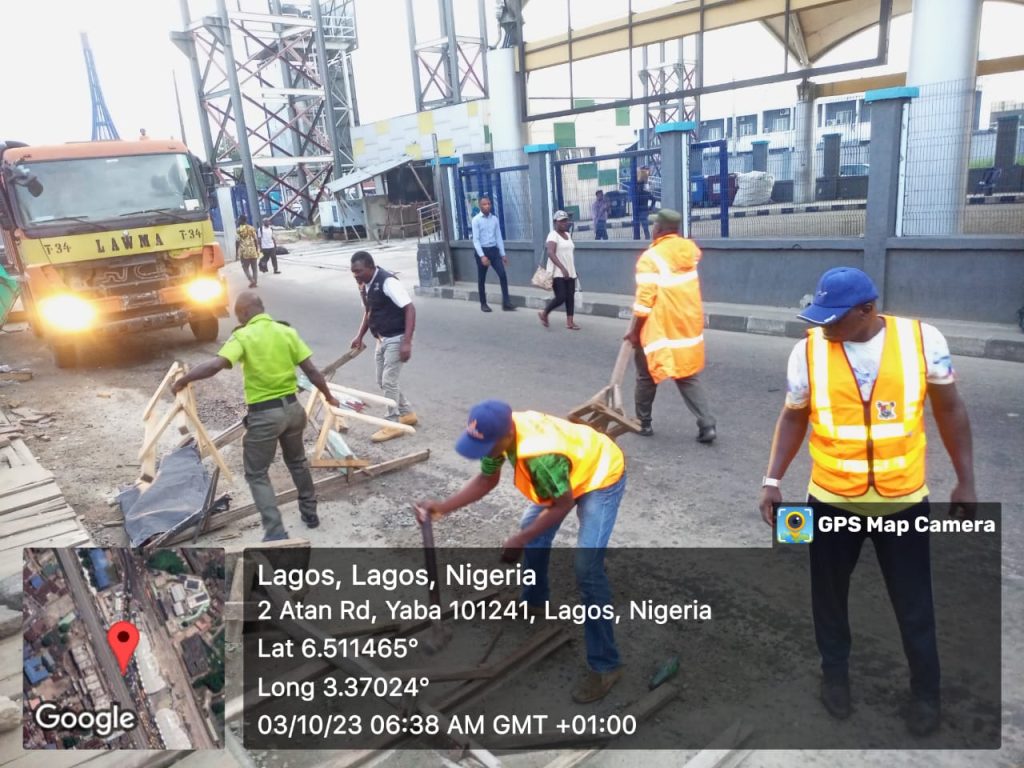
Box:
[0,139,228,367]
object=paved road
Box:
[19,240,1024,767]
[56,548,151,750]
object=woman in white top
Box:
[257,224,280,274]
[538,210,580,330]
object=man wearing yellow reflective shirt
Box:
[416,400,627,704]
[172,291,339,541]
[757,267,976,736]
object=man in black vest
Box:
[350,251,418,442]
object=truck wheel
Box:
[51,342,77,369]
[189,315,219,342]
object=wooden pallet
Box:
[0,409,91,583]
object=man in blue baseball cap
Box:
[417,400,627,704]
[757,266,976,736]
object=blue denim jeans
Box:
[519,472,626,673]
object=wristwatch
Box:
[761,476,780,488]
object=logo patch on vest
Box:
[875,400,897,420]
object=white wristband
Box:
[761,476,780,488]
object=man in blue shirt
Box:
[471,195,515,313]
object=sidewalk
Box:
[415,281,1024,363]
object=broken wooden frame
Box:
[307,387,415,469]
[139,361,233,488]
[568,340,642,438]
[138,347,430,545]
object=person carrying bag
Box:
[537,210,581,331]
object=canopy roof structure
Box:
[522,0,1022,72]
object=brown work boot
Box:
[571,667,623,704]
[371,426,406,443]
[398,413,419,426]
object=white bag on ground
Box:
[733,171,775,207]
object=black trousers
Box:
[633,347,715,429]
[544,277,576,317]
[809,496,940,702]
[259,248,278,272]
[476,246,510,306]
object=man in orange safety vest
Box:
[757,267,976,737]
[625,208,716,443]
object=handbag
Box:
[531,262,553,291]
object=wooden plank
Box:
[137,401,182,461]
[178,395,234,483]
[0,445,23,470]
[164,449,431,545]
[309,457,371,469]
[0,508,77,537]
[0,370,32,382]
[1,500,74,522]
[142,362,182,421]
[0,519,84,550]
[0,634,22,699]
[0,482,62,514]
[9,442,36,468]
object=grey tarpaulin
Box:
[118,445,212,547]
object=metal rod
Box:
[406,0,424,111]
[177,0,217,163]
[478,0,489,96]
[215,0,262,226]
[443,0,461,103]
[310,0,349,182]
[525,55,889,123]
[718,142,729,237]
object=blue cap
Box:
[455,400,513,459]
[797,267,879,325]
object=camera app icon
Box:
[777,506,814,544]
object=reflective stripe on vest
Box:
[636,240,705,383]
[511,412,625,504]
[806,315,927,497]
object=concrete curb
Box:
[414,285,1024,364]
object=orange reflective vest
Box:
[807,315,927,497]
[510,412,625,504]
[633,233,705,383]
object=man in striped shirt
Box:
[624,209,716,443]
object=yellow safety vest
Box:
[511,412,625,504]
[633,233,705,383]
[807,315,927,497]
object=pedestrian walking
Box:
[349,251,418,443]
[591,190,610,240]
[171,292,339,541]
[537,210,581,330]
[757,266,976,736]
[624,208,716,443]
[236,215,260,288]
[471,195,515,312]
[416,399,626,703]
[636,166,652,240]
[258,224,280,274]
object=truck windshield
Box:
[12,153,204,228]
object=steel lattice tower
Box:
[173,0,358,227]
[81,33,120,141]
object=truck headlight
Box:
[38,295,96,332]
[186,277,223,303]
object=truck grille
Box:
[60,253,199,299]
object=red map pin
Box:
[107,621,140,675]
